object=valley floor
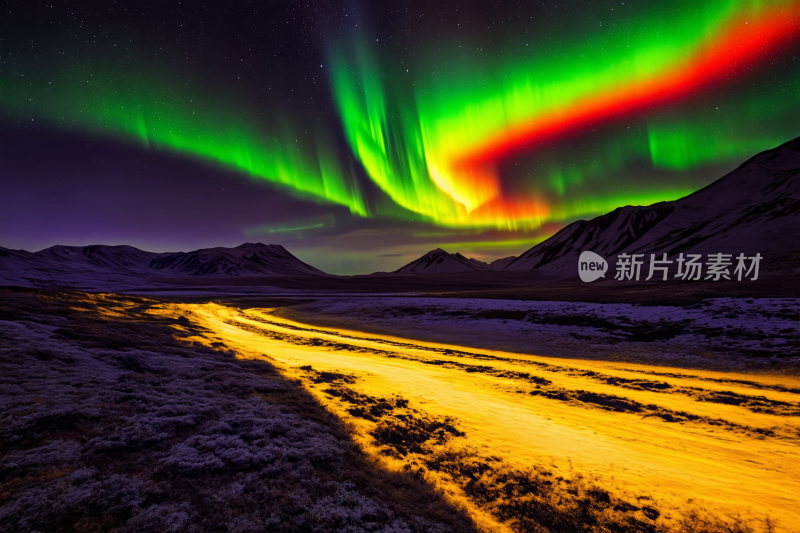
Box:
[2,288,798,532]
[0,290,475,533]
[277,296,800,370]
[179,300,800,532]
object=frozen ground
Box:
[0,290,474,532]
[284,297,800,369]
[2,288,796,532]
[192,303,800,530]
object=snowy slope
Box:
[504,136,800,275]
[394,248,493,275]
[0,242,329,287]
[146,243,327,277]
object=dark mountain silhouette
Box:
[0,243,328,287]
[2,139,798,288]
[503,136,800,276]
[490,256,517,270]
[393,248,493,275]
[145,243,327,277]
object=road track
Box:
[164,302,800,531]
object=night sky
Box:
[2,1,799,274]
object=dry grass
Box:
[297,365,782,533]
[0,288,784,532]
[0,288,478,532]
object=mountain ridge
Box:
[2,138,798,285]
[393,248,493,276]
[502,136,800,276]
[0,242,329,287]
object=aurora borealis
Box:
[1,0,799,273]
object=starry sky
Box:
[1,0,799,274]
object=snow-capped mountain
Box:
[394,248,493,275]
[503,136,800,276]
[0,242,328,288]
[34,244,157,272]
[146,243,328,277]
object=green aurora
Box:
[1,0,798,240]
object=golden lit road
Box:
[161,302,800,531]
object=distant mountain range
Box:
[2,137,798,287]
[393,248,494,276]
[501,136,800,275]
[0,243,327,288]
[394,136,799,278]
[389,250,520,275]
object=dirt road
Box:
[166,302,800,531]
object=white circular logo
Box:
[578,251,608,282]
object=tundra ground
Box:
[1,288,797,532]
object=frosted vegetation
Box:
[0,290,472,532]
[298,297,800,368]
[0,289,792,532]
